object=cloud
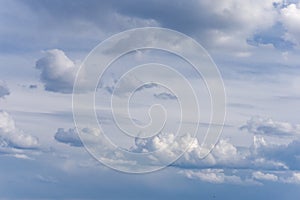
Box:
[240,116,300,137]
[0,81,10,98]
[0,111,39,150]
[181,169,259,185]
[116,0,280,49]
[54,128,83,147]
[29,84,38,89]
[251,136,300,170]
[54,127,102,147]
[13,0,291,54]
[131,116,300,184]
[154,92,177,100]
[280,2,300,46]
[101,75,144,96]
[282,172,300,184]
[35,174,58,184]
[56,115,300,184]
[101,76,178,101]
[252,171,278,181]
[36,49,77,93]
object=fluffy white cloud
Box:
[280,2,300,46]
[199,0,280,39]
[133,116,300,184]
[0,111,39,150]
[58,116,300,184]
[36,49,77,93]
[0,81,10,98]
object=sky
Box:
[1,0,300,199]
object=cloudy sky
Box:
[1,0,300,199]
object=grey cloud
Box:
[252,136,300,170]
[54,128,83,147]
[29,84,38,89]
[36,49,77,93]
[16,0,286,53]
[240,116,300,137]
[154,92,177,100]
[135,83,158,92]
[0,81,10,98]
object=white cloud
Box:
[282,172,300,184]
[181,169,259,185]
[0,111,39,150]
[0,81,10,98]
[182,169,226,184]
[36,49,77,93]
[240,116,300,137]
[54,115,300,184]
[252,171,278,181]
[280,3,300,46]
[121,117,300,171]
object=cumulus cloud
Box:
[58,116,300,184]
[132,116,300,184]
[0,111,39,150]
[0,81,10,98]
[54,128,83,147]
[63,117,300,172]
[36,49,77,93]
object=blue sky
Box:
[1,0,300,199]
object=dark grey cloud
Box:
[29,84,38,89]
